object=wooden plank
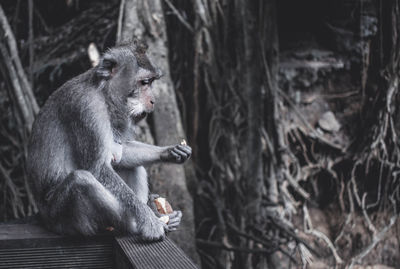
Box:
[115,237,199,269]
[0,224,198,269]
[0,224,113,269]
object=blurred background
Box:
[0,0,399,268]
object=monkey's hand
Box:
[163,210,182,232]
[160,144,192,164]
[148,194,182,232]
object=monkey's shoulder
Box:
[52,71,97,101]
[42,73,103,113]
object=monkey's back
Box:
[27,70,97,206]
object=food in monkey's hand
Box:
[180,139,187,146]
[159,215,170,224]
[154,197,173,215]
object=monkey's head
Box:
[95,41,162,123]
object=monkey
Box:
[26,41,192,241]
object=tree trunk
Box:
[118,0,199,263]
[241,0,264,222]
[188,0,281,267]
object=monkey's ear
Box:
[96,57,117,80]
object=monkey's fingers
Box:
[164,226,178,233]
[166,222,180,232]
[170,150,182,161]
[176,145,192,155]
[165,221,180,232]
[172,148,189,159]
[167,211,182,227]
[168,218,181,228]
[163,212,181,233]
[167,210,180,219]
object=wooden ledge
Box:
[0,224,198,269]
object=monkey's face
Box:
[96,43,161,123]
[126,67,159,123]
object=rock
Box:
[318,111,341,132]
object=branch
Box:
[28,0,34,88]
[0,4,39,128]
[227,222,298,264]
[303,205,344,265]
[348,214,398,268]
[163,0,194,33]
[0,42,33,128]
[116,0,126,43]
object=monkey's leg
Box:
[97,165,167,241]
[116,166,149,204]
[45,170,121,236]
[116,167,182,232]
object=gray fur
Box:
[27,43,191,240]
[117,166,149,204]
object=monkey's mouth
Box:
[133,112,148,123]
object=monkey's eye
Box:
[140,78,154,86]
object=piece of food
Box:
[105,226,114,232]
[159,215,170,224]
[154,197,173,215]
[180,139,187,146]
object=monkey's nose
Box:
[150,100,154,105]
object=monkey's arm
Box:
[115,140,191,168]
